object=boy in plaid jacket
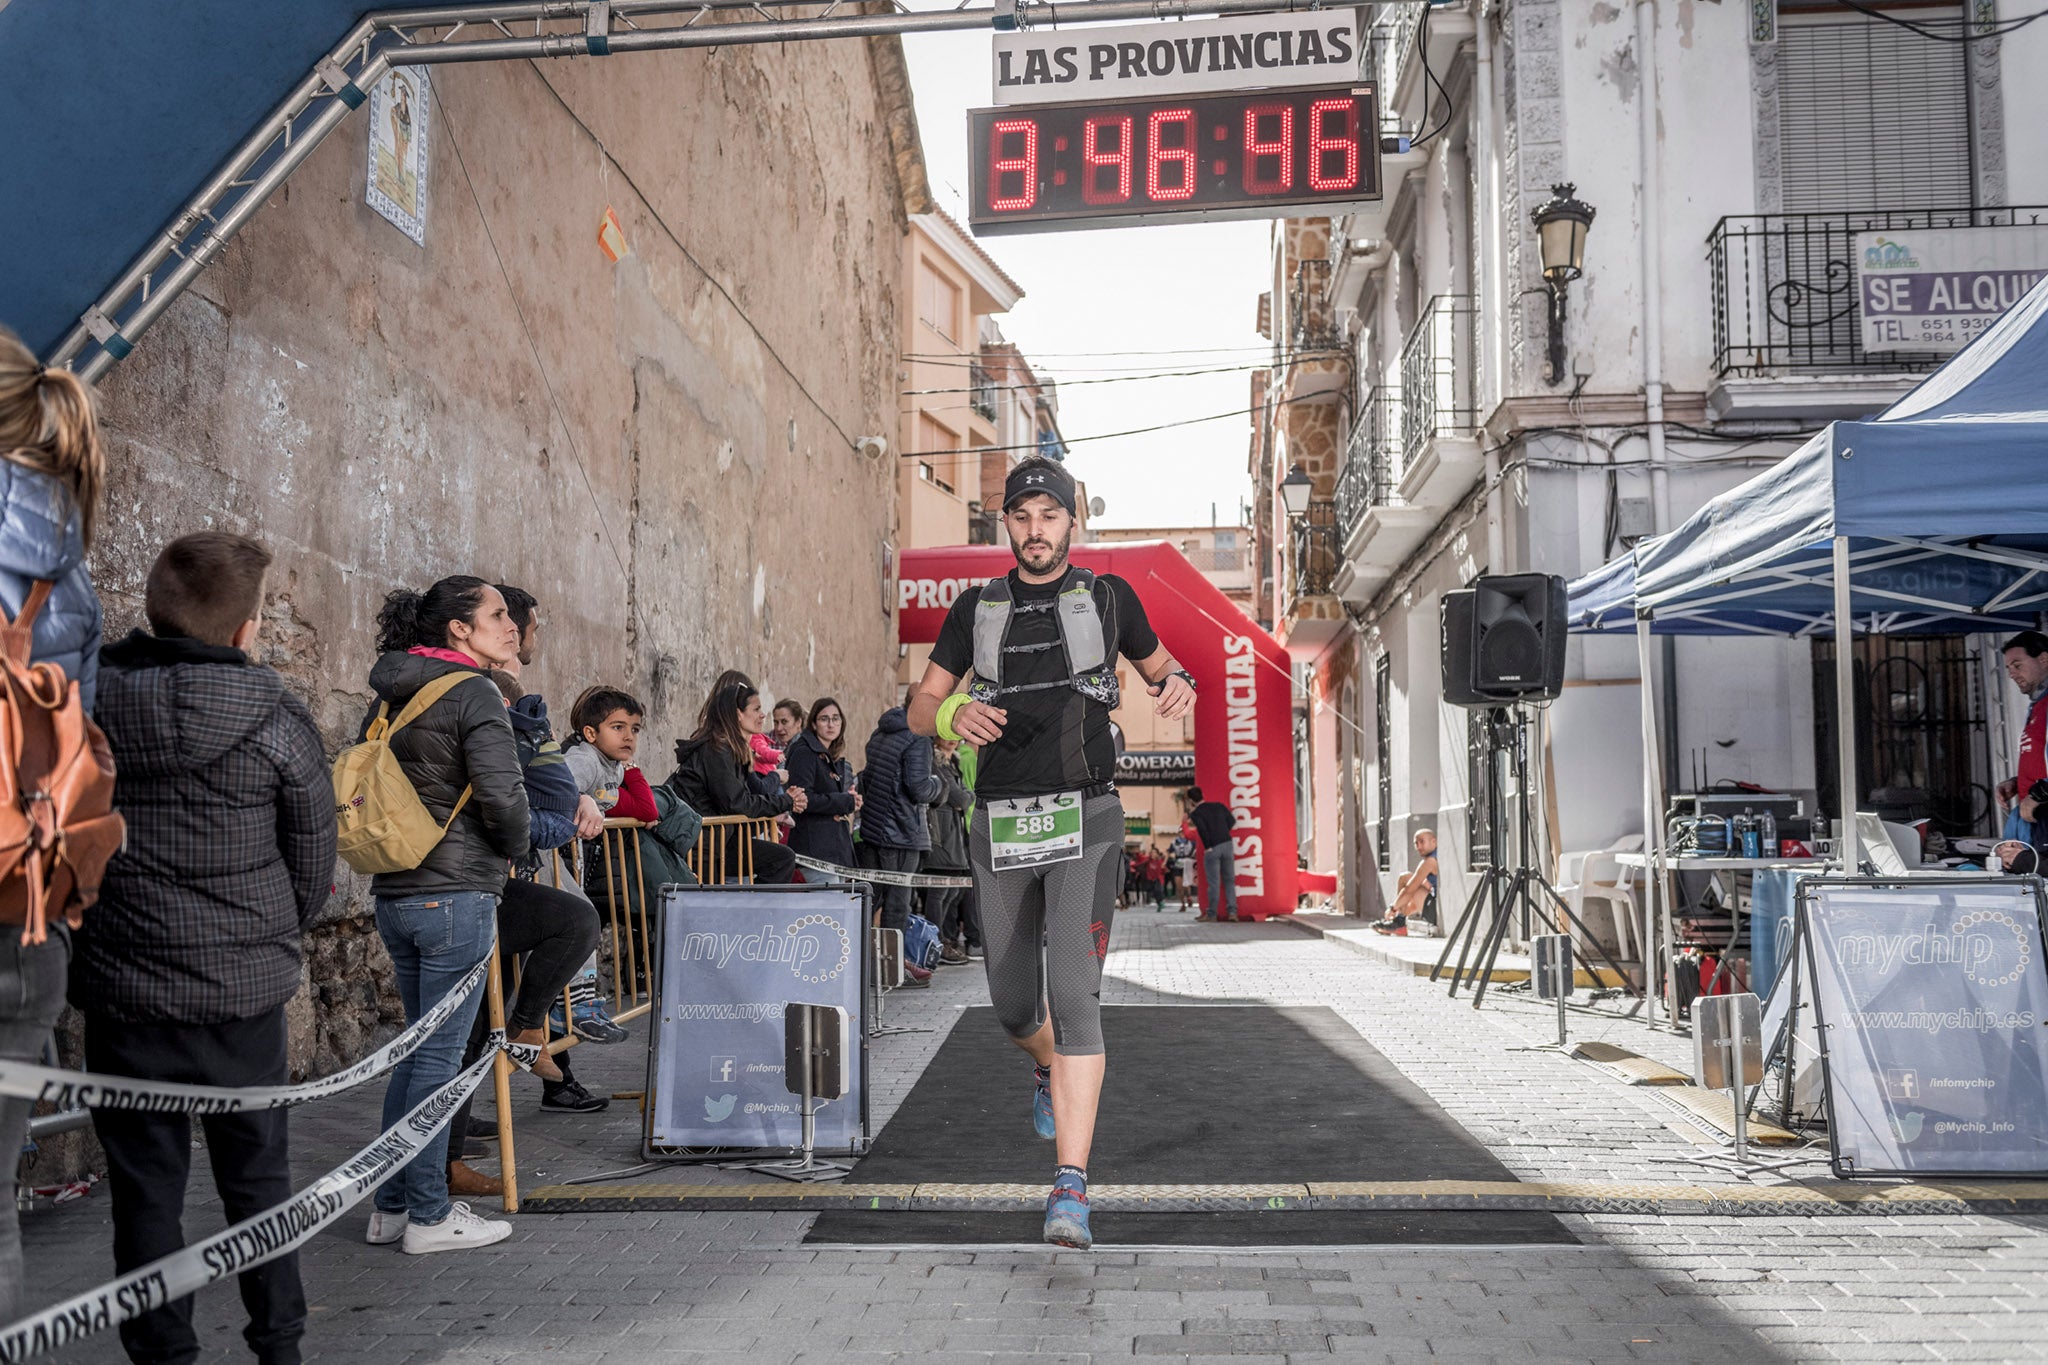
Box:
[73,533,334,1365]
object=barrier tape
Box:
[0,1046,500,1363]
[793,854,972,889]
[0,958,492,1115]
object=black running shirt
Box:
[930,569,1160,800]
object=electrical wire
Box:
[903,344,1284,359]
[898,359,1275,396]
[1410,4,1459,150]
[1826,0,2048,39]
[525,66,861,452]
[901,392,1319,458]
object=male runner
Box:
[908,455,1195,1249]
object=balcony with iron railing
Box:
[1399,294,1478,463]
[1280,258,1349,403]
[1707,205,2047,380]
[1288,499,1340,605]
[969,359,998,422]
[1289,259,1344,354]
[1335,386,1403,545]
[1331,384,1432,604]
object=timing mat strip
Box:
[517,1177,2048,1217]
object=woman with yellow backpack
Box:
[342,576,529,1256]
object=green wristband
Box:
[936,693,971,743]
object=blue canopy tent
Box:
[1565,275,2048,1020]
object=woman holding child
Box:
[668,678,807,883]
[360,576,529,1255]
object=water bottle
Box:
[1739,810,1760,859]
[1759,809,1778,860]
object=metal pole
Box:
[1636,612,1667,1027]
[56,0,1341,377]
[1728,1002,1748,1162]
[1832,536,1861,872]
[1555,942,1569,1047]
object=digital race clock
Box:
[968,83,1381,235]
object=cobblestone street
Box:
[19,908,2048,1364]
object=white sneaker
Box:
[401,1201,512,1255]
[364,1207,408,1245]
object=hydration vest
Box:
[969,568,1121,709]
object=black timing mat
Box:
[804,1005,1578,1246]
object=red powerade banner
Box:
[898,542,1299,919]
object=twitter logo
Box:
[704,1094,738,1122]
[1890,1111,1924,1143]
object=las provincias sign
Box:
[989,11,1362,106]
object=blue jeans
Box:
[1203,843,1239,919]
[372,890,496,1225]
[0,930,68,1323]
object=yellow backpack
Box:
[332,672,482,875]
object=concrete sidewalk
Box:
[16,903,2048,1363]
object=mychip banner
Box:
[646,885,868,1155]
[1803,879,2048,1176]
[1856,224,2048,353]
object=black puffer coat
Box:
[74,631,336,1024]
[785,729,856,867]
[859,707,939,851]
[666,734,793,821]
[360,651,529,897]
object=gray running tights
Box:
[969,792,1124,1056]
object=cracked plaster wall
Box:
[72,47,910,1098]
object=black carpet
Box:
[806,1005,1577,1246]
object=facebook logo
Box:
[710,1057,738,1084]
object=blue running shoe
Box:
[1043,1173,1092,1249]
[547,999,629,1045]
[1032,1065,1055,1140]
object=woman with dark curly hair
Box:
[358,576,529,1255]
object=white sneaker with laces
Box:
[401,1201,512,1255]
[364,1208,408,1245]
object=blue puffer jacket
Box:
[0,461,101,708]
[860,707,940,851]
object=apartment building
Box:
[1252,0,2048,922]
[1090,524,1257,841]
[895,212,1072,692]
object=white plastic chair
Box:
[1573,847,1640,961]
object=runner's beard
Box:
[1011,525,1073,577]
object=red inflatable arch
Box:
[897,542,1300,919]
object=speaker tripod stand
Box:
[1430,706,1641,1011]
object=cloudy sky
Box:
[900,31,1276,531]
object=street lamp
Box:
[1279,462,1313,519]
[1530,182,1596,387]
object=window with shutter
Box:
[1776,4,1972,214]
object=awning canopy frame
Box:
[45,0,1329,382]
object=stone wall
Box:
[41,37,917,1147]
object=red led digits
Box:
[1081,115,1134,206]
[1308,98,1360,192]
[1242,103,1294,195]
[1146,109,1196,201]
[967,85,1379,232]
[988,118,1039,212]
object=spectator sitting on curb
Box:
[1374,829,1438,935]
[77,532,333,1365]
